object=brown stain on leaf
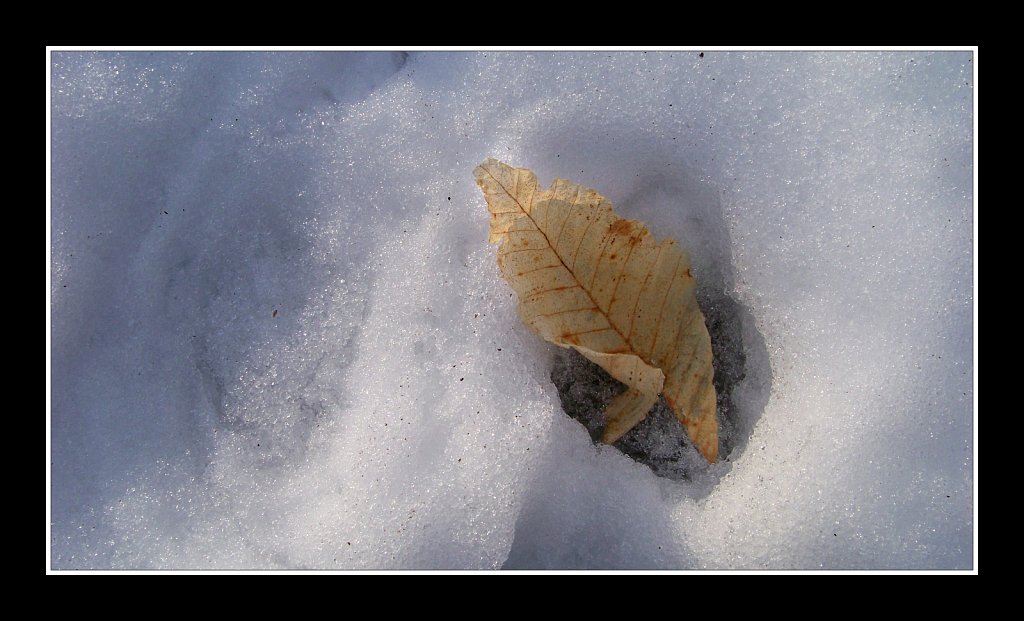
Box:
[474,158,718,463]
[607,219,634,236]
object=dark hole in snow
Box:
[550,288,767,483]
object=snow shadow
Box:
[50,52,407,567]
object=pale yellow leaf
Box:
[474,158,719,463]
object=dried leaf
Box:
[474,158,718,462]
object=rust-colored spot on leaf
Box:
[607,219,634,236]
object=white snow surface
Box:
[49,51,974,569]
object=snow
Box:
[49,50,975,570]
